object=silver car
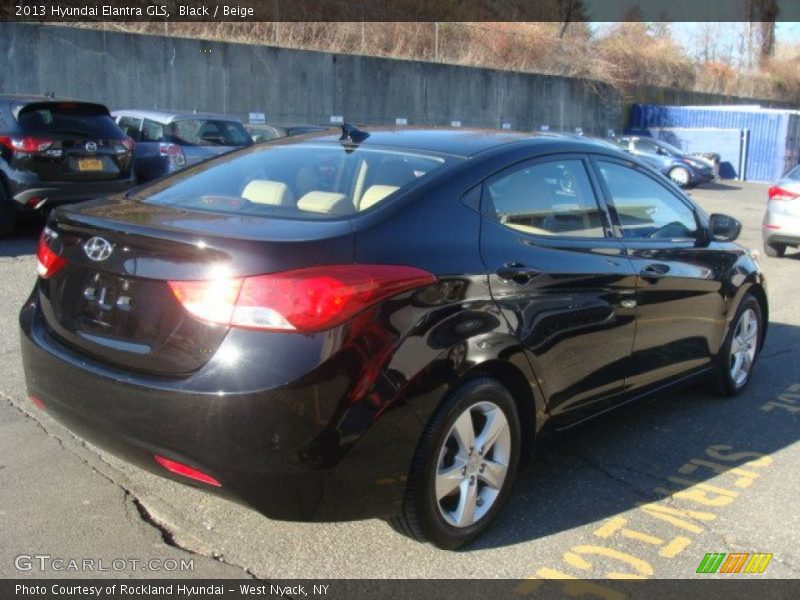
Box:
[112,109,252,182]
[763,164,800,257]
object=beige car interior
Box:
[241,180,296,207]
[491,164,604,238]
[239,157,419,216]
[296,191,352,216]
[359,185,400,211]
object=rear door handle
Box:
[496,262,541,284]
[640,263,670,280]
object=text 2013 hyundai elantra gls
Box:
[20,127,767,549]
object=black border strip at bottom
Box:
[3,579,800,600]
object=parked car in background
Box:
[611,135,715,188]
[245,123,330,143]
[762,163,800,257]
[22,127,766,549]
[113,110,252,182]
[0,95,135,236]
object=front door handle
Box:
[640,263,670,280]
[496,262,541,284]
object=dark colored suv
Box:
[0,95,136,236]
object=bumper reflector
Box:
[154,455,221,487]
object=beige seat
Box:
[241,180,295,207]
[359,185,399,211]
[297,191,352,216]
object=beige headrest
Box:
[359,185,399,211]
[242,180,294,206]
[297,191,352,216]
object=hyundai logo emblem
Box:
[83,237,113,262]
[85,141,98,152]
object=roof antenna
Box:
[339,123,369,145]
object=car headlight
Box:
[746,248,761,264]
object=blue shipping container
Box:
[628,104,800,183]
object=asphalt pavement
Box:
[1,181,798,581]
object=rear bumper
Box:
[763,209,800,246]
[5,173,135,210]
[19,293,422,521]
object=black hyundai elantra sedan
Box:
[20,127,767,549]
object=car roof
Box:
[112,109,243,124]
[0,94,101,106]
[245,123,329,130]
[274,127,625,158]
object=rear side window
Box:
[117,116,142,141]
[485,159,606,238]
[787,165,800,181]
[166,120,251,147]
[16,103,123,139]
[141,119,165,142]
[598,161,698,241]
[136,144,448,219]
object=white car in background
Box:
[763,164,800,257]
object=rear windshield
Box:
[16,103,123,139]
[136,144,449,219]
[166,119,251,147]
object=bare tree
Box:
[750,0,778,67]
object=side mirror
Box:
[708,213,742,243]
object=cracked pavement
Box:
[1,182,799,579]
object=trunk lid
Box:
[39,197,354,375]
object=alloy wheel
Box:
[729,308,759,387]
[670,167,690,186]
[434,401,512,528]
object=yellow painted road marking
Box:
[564,545,654,579]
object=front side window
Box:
[486,159,606,238]
[633,138,661,154]
[135,144,448,219]
[598,161,698,241]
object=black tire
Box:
[714,294,763,397]
[0,185,16,238]
[763,242,786,258]
[391,377,521,549]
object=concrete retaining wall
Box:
[0,23,786,134]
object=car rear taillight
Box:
[768,186,799,201]
[159,142,186,167]
[0,135,55,153]
[168,265,436,333]
[154,455,221,487]
[36,232,67,279]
